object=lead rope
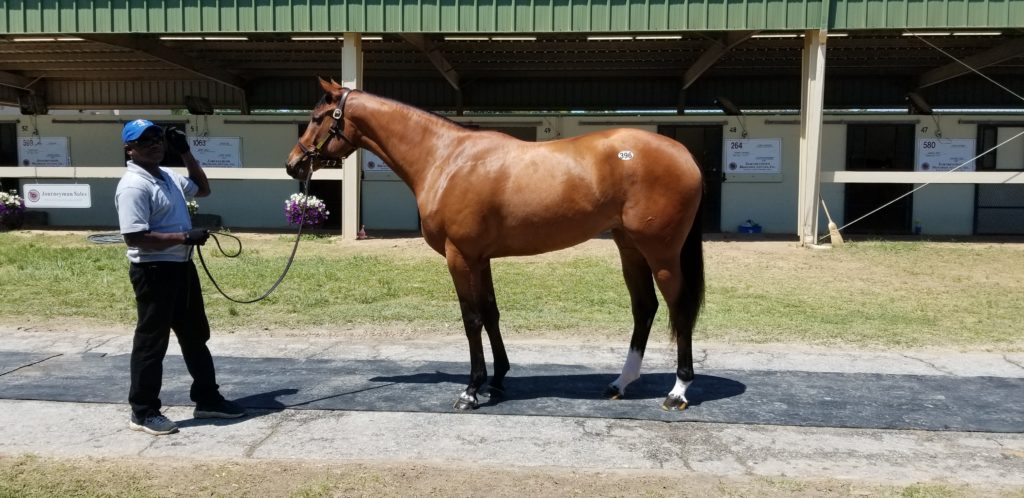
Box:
[194,173,311,304]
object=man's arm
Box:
[123,228,208,249]
[166,126,210,198]
[182,151,211,198]
[123,231,187,250]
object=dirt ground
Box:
[2,455,1016,498]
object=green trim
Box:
[2,0,1021,34]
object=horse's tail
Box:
[672,202,705,344]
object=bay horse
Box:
[286,78,705,411]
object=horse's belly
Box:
[492,213,617,257]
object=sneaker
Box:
[128,411,179,435]
[194,399,246,419]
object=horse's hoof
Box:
[604,385,624,400]
[453,391,479,410]
[661,395,688,411]
[481,384,505,400]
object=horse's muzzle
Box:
[285,160,309,180]
[285,149,310,179]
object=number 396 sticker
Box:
[618,150,634,160]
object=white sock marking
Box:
[611,348,644,393]
[668,377,692,402]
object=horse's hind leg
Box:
[604,229,659,400]
[638,245,695,411]
[445,243,488,410]
[481,262,510,397]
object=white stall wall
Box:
[818,115,979,236]
[5,112,1016,236]
[720,117,799,234]
[189,116,307,228]
[9,114,304,229]
[911,116,977,236]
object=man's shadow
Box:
[175,388,299,428]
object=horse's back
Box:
[422,126,702,258]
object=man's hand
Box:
[183,228,210,246]
[165,126,191,154]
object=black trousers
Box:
[128,261,222,418]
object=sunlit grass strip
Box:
[1,233,1022,350]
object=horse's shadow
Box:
[369,371,746,407]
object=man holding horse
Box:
[115,119,245,435]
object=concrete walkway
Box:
[1,327,1022,486]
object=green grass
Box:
[1,232,1022,349]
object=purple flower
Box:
[284,194,329,226]
[0,191,26,216]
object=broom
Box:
[820,199,845,246]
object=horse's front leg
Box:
[446,244,488,410]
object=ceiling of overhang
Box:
[2,30,1023,112]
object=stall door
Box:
[0,123,18,193]
[975,125,1024,234]
[844,124,915,234]
[297,124,342,230]
[658,125,722,232]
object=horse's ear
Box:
[318,76,335,93]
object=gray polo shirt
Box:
[115,161,198,263]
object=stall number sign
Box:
[17,137,71,166]
[189,137,242,167]
[23,184,92,208]
[724,138,782,174]
[917,139,976,172]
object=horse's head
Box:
[286,77,359,180]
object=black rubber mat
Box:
[0,352,1020,432]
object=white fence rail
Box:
[0,167,344,181]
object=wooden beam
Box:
[0,62,174,71]
[401,34,461,91]
[79,35,247,90]
[917,38,1024,89]
[682,31,757,89]
[797,30,827,246]
[341,33,364,240]
[0,71,35,90]
[824,170,1024,184]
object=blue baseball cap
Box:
[122,119,163,143]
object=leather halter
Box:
[297,88,357,166]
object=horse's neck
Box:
[351,94,461,195]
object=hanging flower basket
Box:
[0,190,26,231]
[284,193,329,226]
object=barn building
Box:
[1,0,1023,241]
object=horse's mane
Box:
[364,92,471,132]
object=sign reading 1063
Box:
[188,137,242,167]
